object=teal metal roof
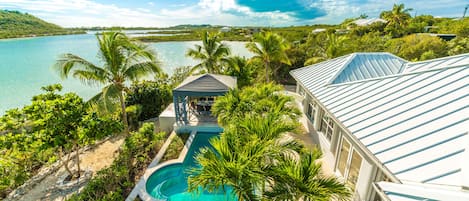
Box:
[404,53,469,73]
[290,53,469,195]
[330,53,406,84]
[377,182,469,201]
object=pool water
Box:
[146,132,237,201]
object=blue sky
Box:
[0,0,467,27]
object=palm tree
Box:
[54,31,161,133]
[211,83,300,126]
[190,83,350,200]
[265,151,352,201]
[304,33,349,65]
[188,114,301,201]
[246,31,291,82]
[188,129,265,201]
[383,4,413,27]
[224,56,256,88]
[380,4,413,37]
[186,32,231,74]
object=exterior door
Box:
[337,137,363,191]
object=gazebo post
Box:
[173,94,180,123]
[182,96,188,124]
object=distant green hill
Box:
[0,10,84,39]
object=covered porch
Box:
[172,74,237,128]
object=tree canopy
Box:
[54,31,162,132]
[186,31,231,74]
[0,10,83,39]
[189,84,351,201]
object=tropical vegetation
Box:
[380,3,413,37]
[54,31,162,132]
[212,83,300,126]
[0,10,84,39]
[224,56,258,88]
[188,84,351,200]
[68,123,167,201]
[125,81,172,122]
[1,3,468,200]
[0,85,122,198]
[186,31,231,74]
[246,31,291,82]
[161,133,190,162]
[174,4,467,84]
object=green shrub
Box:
[125,81,172,121]
[0,85,122,199]
[386,34,448,61]
[161,133,189,162]
[125,104,142,131]
[68,123,167,201]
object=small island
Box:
[0,10,84,39]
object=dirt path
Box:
[18,135,125,201]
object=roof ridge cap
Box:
[326,54,357,85]
[328,64,466,87]
[408,53,469,65]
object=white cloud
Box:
[304,0,365,24]
[0,0,172,27]
[0,0,323,27]
[1,0,463,27]
[197,0,294,24]
[307,0,467,24]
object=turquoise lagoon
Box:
[0,33,252,113]
[146,132,237,201]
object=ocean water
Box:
[0,34,252,114]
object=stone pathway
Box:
[14,135,125,201]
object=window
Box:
[306,101,317,123]
[337,139,350,175]
[347,150,362,189]
[320,114,334,141]
[336,137,363,191]
[298,85,306,97]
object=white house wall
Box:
[298,84,376,200]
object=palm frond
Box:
[123,61,161,81]
[72,70,107,86]
[54,53,106,80]
[87,84,121,114]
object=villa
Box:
[352,18,387,27]
[220,26,232,32]
[290,52,469,200]
[134,53,468,201]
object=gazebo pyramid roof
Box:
[174,73,237,93]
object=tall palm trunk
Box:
[264,60,270,83]
[118,91,129,133]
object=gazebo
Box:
[173,74,237,125]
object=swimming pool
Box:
[146,132,237,201]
